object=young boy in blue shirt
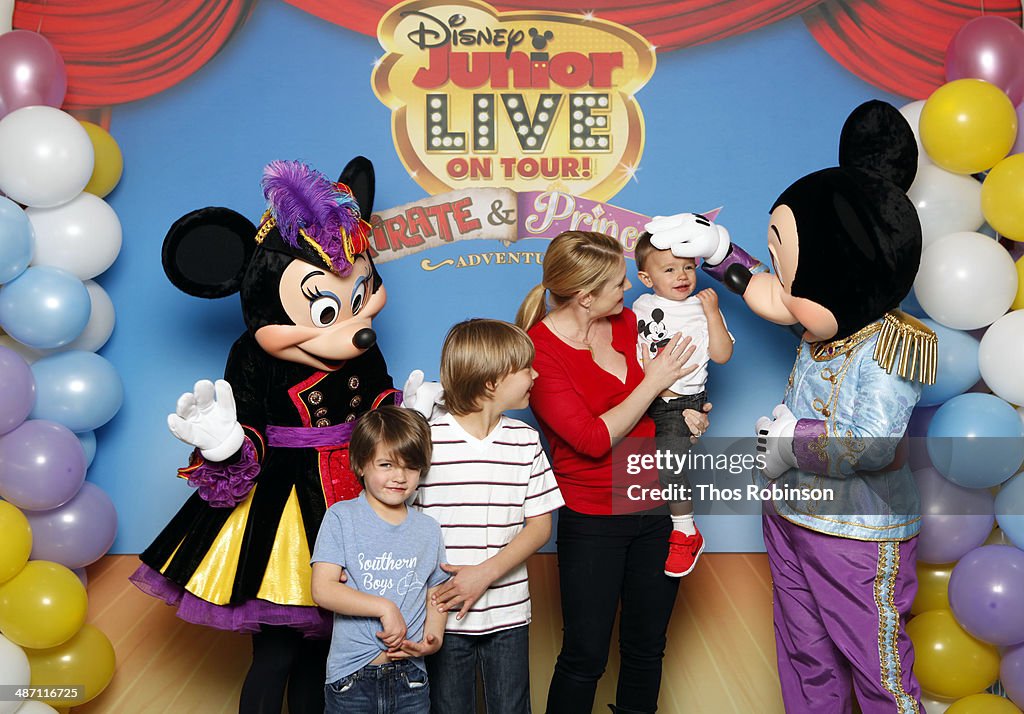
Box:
[311,406,449,714]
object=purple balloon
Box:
[0,345,34,435]
[23,481,117,569]
[0,30,67,119]
[946,16,1024,105]
[1003,643,1024,708]
[949,545,1024,646]
[1013,102,1024,156]
[915,466,995,564]
[0,419,85,511]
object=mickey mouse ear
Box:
[838,100,918,192]
[162,207,257,298]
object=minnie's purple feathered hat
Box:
[254,160,372,276]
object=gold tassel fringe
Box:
[872,310,937,385]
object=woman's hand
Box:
[641,333,699,391]
[683,402,712,442]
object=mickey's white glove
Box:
[167,379,245,463]
[645,213,731,266]
[402,370,445,421]
[755,404,798,480]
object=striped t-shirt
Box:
[413,415,564,635]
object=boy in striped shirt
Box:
[414,319,563,714]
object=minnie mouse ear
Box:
[338,156,375,219]
[838,100,918,192]
[162,207,257,298]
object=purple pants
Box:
[762,513,922,714]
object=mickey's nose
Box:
[352,328,376,349]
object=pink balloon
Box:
[0,30,67,119]
[945,16,1024,105]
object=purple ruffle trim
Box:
[702,244,765,281]
[186,439,260,508]
[129,563,332,639]
[793,418,829,474]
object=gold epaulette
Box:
[872,310,937,385]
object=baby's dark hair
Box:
[348,406,432,479]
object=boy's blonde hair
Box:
[441,319,535,416]
[349,406,432,478]
[515,231,624,331]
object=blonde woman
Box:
[516,231,709,714]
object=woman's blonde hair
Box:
[515,231,624,331]
[440,319,535,416]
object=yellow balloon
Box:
[946,693,1023,714]
[0,561,87,649]
[0,501,31,584]
[1013,257,1024,310]
[25,624,115,707]
[79,121,123,198]
[920,79,1018,174]
[913,561,953,615]
[982,155,1024,242]
[907,610,1000,699]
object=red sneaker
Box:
[664,528,705,577]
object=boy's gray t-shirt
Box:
[311,492,448,682]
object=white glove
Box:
[645,213,731,266]
[167,379,245,462]
[402,370,445,421]
[755,404,798,479]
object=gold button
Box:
[308,391,323,405]
[316,418,331,427]
[348,376,360,390]
[345,414,357,422]
[350,396,362,408]
[315,408,328,418]
[821,408,831,417]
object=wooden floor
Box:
[72,554,784,714]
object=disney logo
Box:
[402,9,528,59]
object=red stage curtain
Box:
[805,0,1023,100]
[11,0,1024,109]
[12,0,256,109]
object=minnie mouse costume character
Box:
[130,158,432,713]
[648,101,936,713]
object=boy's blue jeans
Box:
[426,625,531,714]
[324,659,429,714]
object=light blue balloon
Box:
[0,196,33,284]
[927,393,1024,488]
[919,319,980,407]
[996,471,1024,550]
[0,265,90,348]
[29,351,123,432]
[76,430,96,468]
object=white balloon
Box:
[915,232,1018,329]
[899,100,935,171]
[39,280,114,354]
[15,703,59,714]
[920,693,953,714]
[0,107,93,208]
[907,165,984,248]
[0,634,30,714]
[979,310,1024,406]
[27,194,122,280]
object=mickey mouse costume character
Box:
[647,101,936,713]
[130,158,438,714]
